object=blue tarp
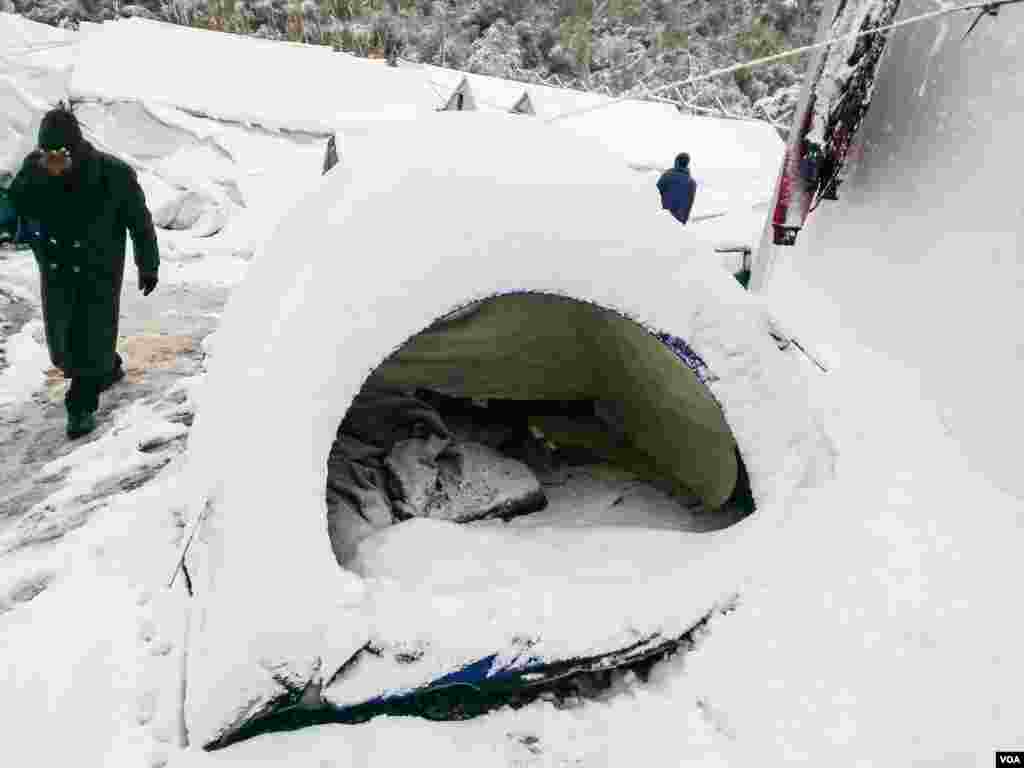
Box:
[0,189,16,233]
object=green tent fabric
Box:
[367,293,738,509]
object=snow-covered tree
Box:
[464,17,522,77]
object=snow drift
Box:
[178,111,831,748]
[753,0,1024,499]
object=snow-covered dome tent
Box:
[178,111,831,749]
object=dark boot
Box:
[66,410,97,439]
[65,375,101,440]
[99,353,125,393]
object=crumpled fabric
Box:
[325,387,546,566]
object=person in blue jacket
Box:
[656,152,698,225]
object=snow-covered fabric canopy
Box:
[179,111,830,748]
[69,18,441,132]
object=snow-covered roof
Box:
[69,19,442,133]
[179,110,831,748]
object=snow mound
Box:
[178,110,831,748]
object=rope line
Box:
[545,0,1024,124]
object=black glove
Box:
[139,273,158,296]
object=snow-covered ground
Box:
[1,7,1022,767]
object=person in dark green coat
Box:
[8,103,160,439]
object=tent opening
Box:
[325,292,754,570]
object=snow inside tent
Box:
[752,0,1024,500]
[178,111,833,749]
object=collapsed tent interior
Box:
[326,292,754,574]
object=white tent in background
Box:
[69,18,441,133]
[1,14,328,241]
[177,111,831,750]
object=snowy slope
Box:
[753,0,1024,500]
